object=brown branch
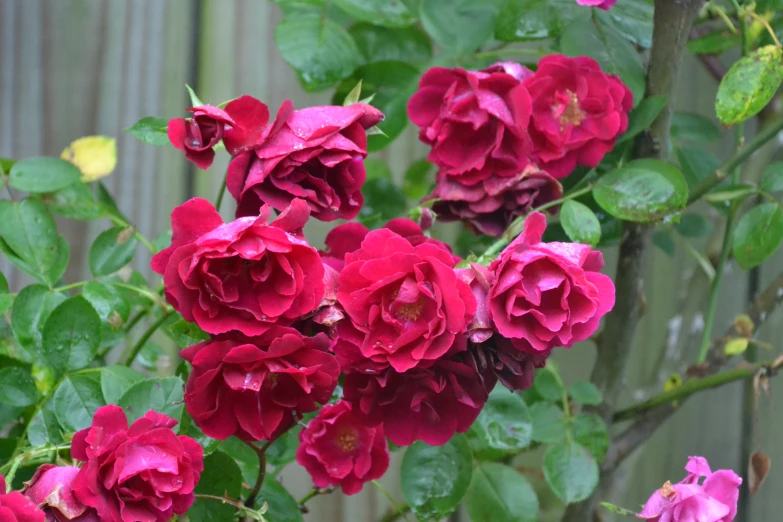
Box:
[243,439,271,508]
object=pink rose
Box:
[576,0,616,9]
[151,197,324,335]
[23,465,99,522]
[0,474,45,522]
[227,101,384,221]
[488,212,615,352]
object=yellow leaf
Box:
[61,135,117,183]
[724,337,749,356]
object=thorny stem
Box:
[379,504,412,522]
[119,310,175,367]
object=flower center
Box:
[659,481,676,499]
[552,90,585,130]
[396,301,423,321]
[336,428,358,452]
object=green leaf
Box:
[359,177,409,227]
[571,414,610,461]
[401,435,473,520]
[530,402,567,444]
[27,400,63,447]
[333,0,416,27]
[533,368,563,402]
[259,478,304,522]
[41,296,101,375]
[179,412,221,456]
[543,442,599,504]
[188,450,243,522]
[733,202,783,270]
[100,366,144,405]
[761,162,783,192]
[117,377,185,426]
[166,319,209,348]
[350,23,432,64]
[601,502,639,517]
[652,230,675,257]
[11,286,66,357]
[468,387,532,459]
[674,213,713,238]
[670,112,721,143]
[420,0,503,56]
[560,18,646,104]
[0,271,11,314]
[265,426,303,468]
[568,381,602,406]
[88,226,139,277]
[716,45,783,126]
[465,462,538,522]
[364,158,393,181]
[595,0,653,48]
[0,199,62,284]
[53,371,105,433]
[0,366,39,407]
[495,0,588,41]
[0,157,15,174]
[186,84,204,107]
[593,159,688,222]
[219,437,260,486]
[125,116,170,146]
[403,160,435,200]
[560,200,601,246]
[8,157,82,193]
[275,13,360,92]
[688,29,741,55]
[676,146,721,189]
[82,281,131,329]
[41,183,105,221]
[617,95,668,143]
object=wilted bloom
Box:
[296,401,390,495]
[639,456,741,522]
[23,465,99,521]
[0,474,45,522]
[468,337,551,392]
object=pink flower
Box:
[296,401,390,495]
[23,465,99,522]
[0,474,45,522]
[576,0,616,9]
[168,96,270,169]
[488,212,615,352]
[639,457,741,522]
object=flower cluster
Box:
[409,55,632,236]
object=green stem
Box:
[0,443,71,477]
[119,310,174,367]
[297,488,321,506]
[373,481,411,522]
[53,281,87,293]
[215,175,228,212]
[109,282,167,307]
[107,214,156,254]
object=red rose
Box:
[296,401,390,495]
[0,474,45,522]
[335,227,475,372]
[407,62,533,186]
[181,327,339,441]
[23,465,99,522]
[168,95,270,169]
[524,54,632,178]
[342,348,490,446]
[227,101,384,221]
[468,337,550,392]
[430,163,563,237]
[70,406,203,522]
[151,197,324,335]
[488,212,615,352]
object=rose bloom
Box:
[576,0,616,9]
[639,457,741,522]
[168,95,270,169]
[431,163,563,237]
[23,465,99,522]
[151,197,324,335]
[336,227,475,372]
[227,101,384,221]
[0,474,45,522]
[407,62,533,186]
[296,400,390,495]
[524,54,632,178]
[488,212,615,352]
[70,406,203,522]
[181,327,339,441]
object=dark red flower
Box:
[296,401,390,495]
[407,62,533,186]
[181,328,340,442]
[151,197,324,336]
[467,337,550,392]
[70,406,203,522]
[488,212,615,353]
[335,227,475,372]
[23,465,99,522]
[0,474,45,522]
[430,164,563,237]
[524,54,633,178]
[227,101,384,221]
[167,96,270,169]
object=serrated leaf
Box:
[0,199,62,284]
[533,368,563,402]
[568,381,602,406]
[571,413,609,461]
[100,366,144,405]
[117,377,185,426]
[716,45,783,126]
[420,0,502,56]
[350,23,432,64]
[166,319,209,348]
[27,400,63,447]
[125,117,170,146]
[495,0,588,41]
[41,296,101,375]
[88,226,139,277]
[333,0,417,27]
[530,402,567,444]
[464,463,538,522]
[0,366,39,407]
[733,202,783,269]
[53,371,105,433]
[188,451,243,522]
[41,183,105,221]
[11,286,66,357]
[560,200,601,246]
[8,157,82,193]
[543,442,599,504]
[468,388,532,459]
[259,478,304,522]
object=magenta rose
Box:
[181,327,339,441]
[639,457,741,522]
[430,163,563,237]
[151,197,324,335]
[488,212,615,352]
[296,400,390,495]
[335,227,475,372]
[70,406,203,522]
[23,465,99,522]
[407,62,533,186]
[524,54,632,178]
[0,474,45,522]
[168,95,270,169]
[576,0,616,9]
[227,101,384,221]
